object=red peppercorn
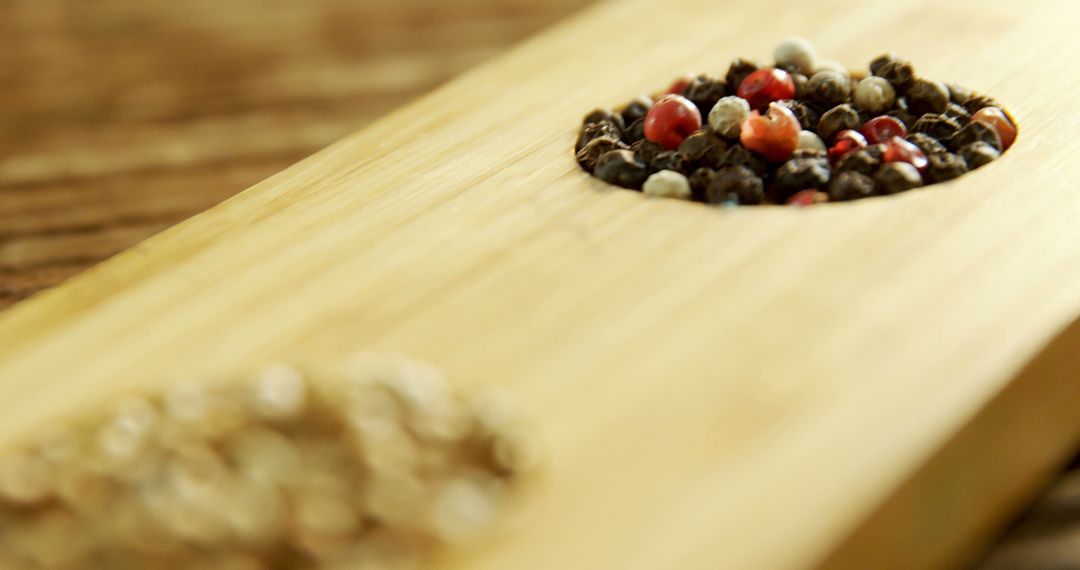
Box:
[786,190,829,207]
[739,102,800,162]
[860,116,908,145]
[737,68,796,111]
[828,130,868,164]
[883,136,928,172]
[644,94,702,150]
[971,107,1016,150]
[666,75,693,95]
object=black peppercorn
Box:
[623,117,647,145]
[950,120,1003,153]
[946,83,973,106]
[725,58,758,94]
[776,99,819,131]
[583,108,617,127]
[943,103,972,126]
[906,132,948,156]
[834,145,885,177]
[817,104,861,142]
[873,57,916,92]
[959,141,1000,170]
[701,166,765,205]
[649,150,685,174]
[873,162,923,195]
[683,75,727,118]
[962,93,1000,114]
[886,109,918,130]
[807,71,851,108]
[576,120,622,152]
[774,157,831,199]
[719,144,768,178]
[576,136,628,172]
[791,73,809,99]
[905,79,950,115]
[620,96,653,125]
[925,152,969,183]
[910,113,961,141]
[632,139,665,164]
[594,149,649,190]
[678,129,728,169]
[827,171,877,201]
[869,53,898,77]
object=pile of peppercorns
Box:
[575,38,1016,206]
[0,354,537,570]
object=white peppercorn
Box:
[854,77,896,114]
[708,95,751,138]
[774,37,817,75]
[797,130,826,152]
[643,169,692,200]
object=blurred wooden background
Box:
[0,0,1075,567]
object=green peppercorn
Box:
[925,152,969,183]
[595,149,649,189]
[874,162,923,194]
[807,70,851,107]
[828,171,876,201]
[817,104,861,142]
[905,79,950,115]
[959,141,1000,170]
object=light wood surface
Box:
[2,0,1080,568]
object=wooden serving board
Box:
[2,0,1080,568]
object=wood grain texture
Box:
[2,0,1080,568]
[0,0,593,308]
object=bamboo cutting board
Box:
[2,0,1080,568]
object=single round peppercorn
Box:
[620,96,654,125]
[943,103,972,126]
[775,99,818,131]
[702,166,765,205]
[632,139,665,165]
[869,53,898,76]
[806,70,850,108]
[971,107,1016,150]
[774,37,817,76]
[910,113,961,141]
[737,68,796,111]
[905,79,950,115]
[787,190,829,206]
[873,57,916,92]
[708,96,751,138]
[775,157,831,198]
[594,149,649,189]
[947,83,973,106]
[959,141,1000,170]
[666,74,694,96]
[874,162,923,195]
[854,77,896,114]
[791,73,809,99]
[576,136,628,172]
[678,129,727,169]
[583,108,617,127]
[649,150,685,174]
[883,136,928,172]
[828,171,876,201]
[739,102,800,162]
[817,104,861,142]
[797,130,827,152]
[950,120,1002,153]
[683,75,728,117]
[725,58,758,95]
[644,94,702,151]
[623,117,646,145]
[720,145,768,178]
[828,130,868,164]
[643,170,693,200]
[860,116,907,145]
[963,93,1000,114]
[906,132,948,157]
[834,144,885,176]
[576,120,622,152]
[925,152,969,183]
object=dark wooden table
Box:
[0,1,1075,566]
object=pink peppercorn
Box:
[787,190,829,207]
[739,102,800,162]
[644,94,702,150]
[971,107,1016,150]
[860,116,907,145]
[666,75,694,95]
[883,136,928,172]
[827,130,868,164]
[737,68,796,111]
